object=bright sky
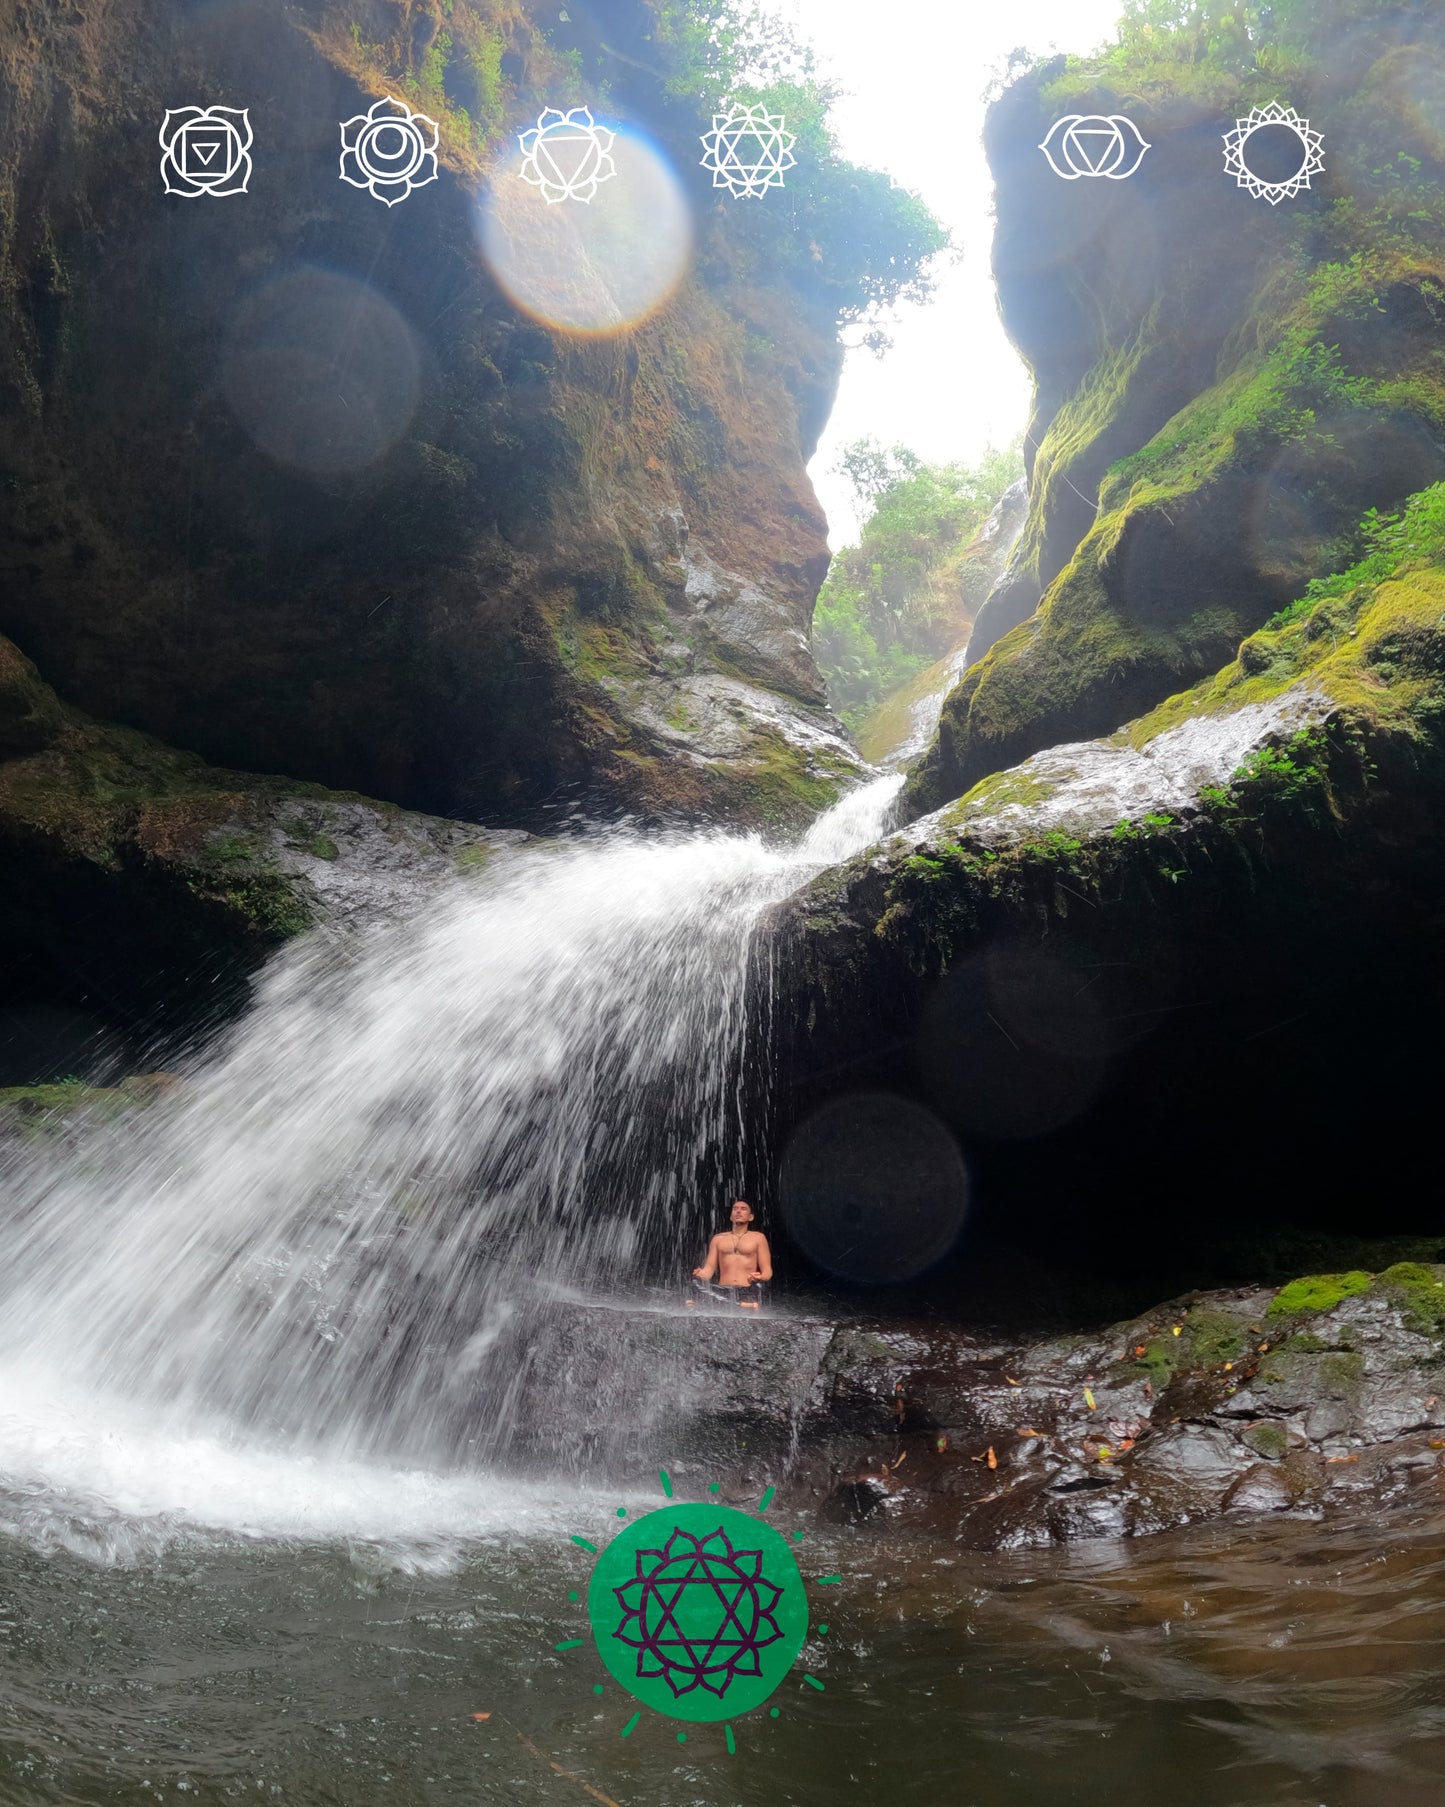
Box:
[764,0,1125,545]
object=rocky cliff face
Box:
[909,1,1445,815]
[0,0,864,833]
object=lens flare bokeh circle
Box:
[477,122,692,335]
[221,266,421,475]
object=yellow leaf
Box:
[1171,1325,1182,1337]
[1096,1444,1112,1460]
[1083,1387,1096,1410]
[986,1446,998,1470]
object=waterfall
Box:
[0,776,901,1497]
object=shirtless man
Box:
[691,1200,772,1310]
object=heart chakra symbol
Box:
[700,105,797,199]
[1039,115,1151,181]
[588,1503,809,1722]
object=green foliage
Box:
[1266,1270,1373,1317]
[814,441,1023,728]
[648,3,950,324]
[1268,484,1445,627]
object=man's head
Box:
[729,1199,754,1227]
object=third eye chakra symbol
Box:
[518,107,618,204]
[1039,115,1151,182]
[1223,103,1324,204]
[700,105,796,199]
[339,96,439,205]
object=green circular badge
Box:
[587,1502,809,1722]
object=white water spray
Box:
[0,776,900,1533]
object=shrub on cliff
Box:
[814,441,1024,727]
[649,0,951,326]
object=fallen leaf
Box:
[1119,1438,1135,1451]
[1083,1387,1096,1410]
[1223,1362,1233,1371]
[1430,1439,1445,1450]
[1016,1427,1040,1437]
[1134,1344,1148,1357]
[986,1446,998,1470]
[1005,1375,1021,1387]
[1171,1325,1182,1337]
[1326,1453,1359,1464]
[1258,1343,1270,1353]
[935,1434,948,1452]
[1097,1444,1113,1460]
[472,1712,491,1721]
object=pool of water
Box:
[4,1464,1444,1807]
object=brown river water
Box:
[3,1486,1443,1807]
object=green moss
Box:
[1267,1270,1374,1317]
[1241,1420,1290,1460]
[1374,1261,1445,1337]
[455,842,492,873]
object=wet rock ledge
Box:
[524,1265,1445,1550]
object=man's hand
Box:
[692,1265,709,1278]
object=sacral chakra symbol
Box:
[1039,115,1151,181]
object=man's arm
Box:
[693,1234,721,1280]
[752,1234,773,1283]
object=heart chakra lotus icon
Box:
[1039,115,1151,181]
[588,1504,809,1722]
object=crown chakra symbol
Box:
[518,107,618,204]
[1223,102,1324,204]
[1039,115,1151,181]
[700,104,796,199]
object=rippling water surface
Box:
[5,1482,1444,1807]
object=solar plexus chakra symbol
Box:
[518,107,618,204]
[588,1503,809,1722]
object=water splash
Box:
[0,776,901,1505]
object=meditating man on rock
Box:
[690,1200,772,1310]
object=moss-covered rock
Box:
[764,465,1445,1292]
[0,637,531,1039]
[908,5,1445,817]
[0,0,898,833]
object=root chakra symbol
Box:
[1223,102,1324,204]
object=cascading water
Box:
[0,774,900,1538]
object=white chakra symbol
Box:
[1039,115,1151,181]
[1223,102,1324,204]
[159,107,253,198]
[339,96,439,206]
[700,104,796,199]
[518,107,618,204]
